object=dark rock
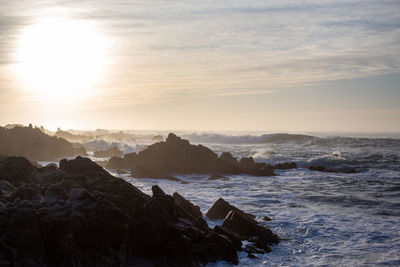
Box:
[131,165,180,181]
[0,156,240,266]
[244,244,265,254]
[93,147,123,158]
[223,211,279,252]
[308,165,357,173]
[272,162,297,170]
[106,133,278,178]
[247,253,257,258]
[208,174,229,180]
[60,156,109,176]
[214,225,242,251]
[173,192,202,219]
[0,126,86,161]
[206,197,255,221]
[151,185,166,197]
[223,211,259,237]
[263,216,272,221]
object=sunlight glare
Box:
[14,17,108,100]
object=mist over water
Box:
[96,131,400,266]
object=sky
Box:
[0,0,399,132]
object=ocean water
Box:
[107,133,400,266]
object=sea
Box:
[45,131,400,266]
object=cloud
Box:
[1,0,400,107]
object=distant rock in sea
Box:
[107,133,297,179]
[93,147,123,158]
[0,126,86,161]
[0,156,241,266]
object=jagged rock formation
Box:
[107,133,297,179]
[0,126,86,161]
[0,156,240,266]
[93,147,123,158]
[206,198,279,256]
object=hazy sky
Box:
[0,0,399,132]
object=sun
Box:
[14,17,108,100]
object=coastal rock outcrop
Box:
[0,156,240,266]
[0,126,86,161]
[107,133,296,179]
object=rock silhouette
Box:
[0,156,239,266]
[0,126,86,161]
[107,133,296,179]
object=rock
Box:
[173,192,202,219]
[131,165,180,181]
[263,216,272,221]
[206,197,255,221]
[93,147,123,158]
[0,126,86,161]
[247,253,257,258]
[151,185,166,197]
[0,156,240,266]
[223,211,259,237]
[222,211,279,252]
[0,156,35,185]
[152,135,164,142]
[308,165,357,173]
[68,188,90,201]
[214,225,242,251]
[106,133,278,178]
[60,156,109,176]
[208,174,229,180]
[272,162,297,170]
[244,244,266,254]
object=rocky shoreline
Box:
[0,156,278,266]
